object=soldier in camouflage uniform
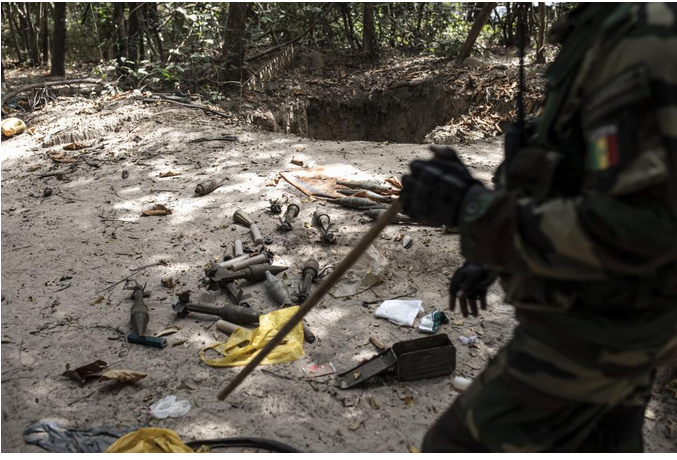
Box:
[400,3,677,452]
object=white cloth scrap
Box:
[374,300,423,327]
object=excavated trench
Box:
[260,76,470,144]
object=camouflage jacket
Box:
[459,3,677,367]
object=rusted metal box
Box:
[336,334,456,389]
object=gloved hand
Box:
[449,263,497,317]
[401,146,482,227]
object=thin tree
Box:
[536,2,546,63]
[40,2,49,64]
[456,2,497,63]
[362,3,377,60]
[222,2,249,83]
[50,2,67,76]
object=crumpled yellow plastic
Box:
[200,306,305,367]
[1,117,27,137]
[105,428,193,453]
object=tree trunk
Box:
[114,2,128,62]
[147,3,164,63]
[128,2,141,67]
[50,2,67,76]
[4,3,25,63]
[361,3,377,60]
[536,2,546,63]
[456,2,496,63]
[221,2,249,83]
[339,4,360,50]
[40,2,49,64]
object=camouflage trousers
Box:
[422,325,654,452]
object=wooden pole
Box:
[217,199,402,400]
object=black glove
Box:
[401,146,481,227]
[449,263,497,317]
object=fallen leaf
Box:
[177,381,196,391]
[368,395,380,410]
[409,446,421,453]
[291,156,305,167]
[63,142,87,150]
[27,127,37,135]
[142,204,172,217]
[353,371,361,380]
[645,408,657,421]
[63,360,108,383]
[26,164,41,172]
[159,171,181,178]
[155,325,180,337]
[295,145,305,152]
[98,369,147,384]
[404,396,414,407]
[172,339,188,347]
[92,295,105,305]
[349,421,362,431]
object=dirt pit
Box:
[1,93,676,453]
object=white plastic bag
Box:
[331,245,389,298]
[149,395,191,419]
[374,300,423,327]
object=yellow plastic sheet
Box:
[105,428,193,453]
[200,306,305,367]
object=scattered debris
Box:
[158,171,181,178]
[331,245,388,298]
[459,335,478,346]
[369,336,386,351]
[43,188,53,198]
[303,362,336,378]
[155,325,180,337]
[1,117,27,137]
[63,360,108,383]
[418,310,449,334]
[149,395,191,419]
[23,421,132,453]
[141,204,172,216]
[195,175,228,196]
[127,333,167,348]
[98,369,147,384]
[452,376,473,391]
[161,278,176,289]
[402,235,413,249]
[63,142,87,151]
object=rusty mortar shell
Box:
[233,239,244,257]
[298,258,319,303]
[208,254,250,275]
[314,207,336,243]
[213,264,288,283]
[264,270,293,306]
[336,180,393,194]
[127,332,167,348]
[216,319,253,335]
[329,196,381,209]
[230,253,267,272]
[195,176,227,196]
[233,209,254,227]
[250,224,264,245]
[280,198,302,232]
[364,208,413,223]
[130,287,149,337]
[337,189,392,203]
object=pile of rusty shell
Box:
[314,207,336,243]
[279,198,301,232]
[336,180,394,195]
[233,209,254,227]
[195,176,228,196]
[130,287,149,337]
[328,196,382,209]
[337,189,392,203]
[263,270,293,306]
[173,295,259,325]
[364,208,413,223]
[297,258,319,303]
[211,264,288,284]
[233,239,244,257]
[250,224,264,245]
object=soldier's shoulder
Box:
[630,3,677,33]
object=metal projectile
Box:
[279,198,302,232]
[233,209,254,226]
[125,281,150,337]
[297,258,319,303]
[313,207,336,243]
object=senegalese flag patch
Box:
[587,125,619,171]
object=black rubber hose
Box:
[185,437,302,453]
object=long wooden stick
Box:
[1,79,106,106]
[217,199,402,400]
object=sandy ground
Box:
[1,95,675,452]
